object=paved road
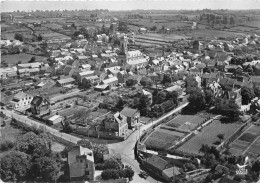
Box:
[2,109,81,144]
[2,102,189,183]
[108,102,189,183]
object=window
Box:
[85,171,89,175]
[85,163,88,168]
[80,160,83,163]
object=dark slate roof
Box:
[120,107,138,117]
[145,155,171,171]
[30,95,49,106]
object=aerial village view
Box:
[0,0,260,183]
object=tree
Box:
[71,23,77,29]
[184,163,196,171]
[30,156,60,182]
[113,38,121,46]
[161,74,172,85]
[138,95,150,116]
[0,151,31,182]
[14,33,24,42]
[187,89,206,112]
[92,144,108,163]
[38,34,42,41]
[14,132,52,158]
[29,56,36,63]
[118,22,128,32]
[101,169,120,180]
[150,26,157,31]
[217,133,225,141]
[116,97,124,109]
[123,165,134,180]
[241,86,255,105]
[157,91,167,104]
[230,16,235,25]
[103,158,122,170]
[204,89,214,106]
[225,104,241,121]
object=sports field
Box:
[166,113,211,131]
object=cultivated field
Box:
[2,53,47,64]
[229,125,260,157]
[41,32,71,40]
[144,128,187,151]
[175,119,243,155]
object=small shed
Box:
[48,115,63,125]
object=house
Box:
[29,68,40,76]
[18,68,30,77]
[120,107,140,129]
[117,70,128,83]
[165,85,183,96]
[77,70,95,83]
[201,72,220,87]
[162,166,181,182]
[219,77,237,90]
[56,77,75,87]
[68,146,95,181]
[103,112,128,137]
[143,155,172,177]
[82,75,100,86]
[126,75,141,86]
[10,92,33,109]
[215,89,242,111]
[18,62,42,68]
[81,64,91,71]
[100,77,118,87]
[0,67,17,79]
[30,95,50,115]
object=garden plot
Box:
[144,128,187,151]
[230,125,260,157]
[175,119,243,156]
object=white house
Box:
[10,92,33,109]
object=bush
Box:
[101,169,120,180]
[95,163,104,170]
[103,158,122,170]
[0,140,14,152]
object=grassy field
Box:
[240,20,260,28]
[2,53,47,64]
[130,19,191,29]
[0,118,22,143]
[186,29,247,38]
[176,119,243,155]
[144,128,186,150]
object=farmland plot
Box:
[175,119,243,155]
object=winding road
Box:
[1,102,188,183]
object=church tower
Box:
[120,36,128,54]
